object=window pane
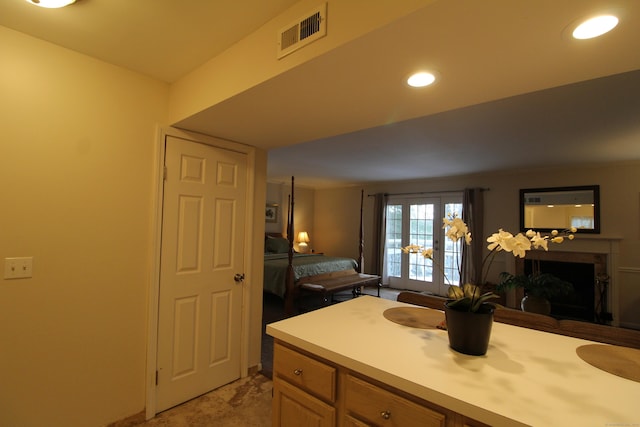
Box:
[571,216,594,229]
[444,203,463,286]
[408,204,434,281]
[385,204,402,278]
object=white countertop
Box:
[266,296,639,427]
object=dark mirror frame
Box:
[519,185,600,234]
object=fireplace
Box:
[515,251,610,323]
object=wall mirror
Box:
[520,185,600,234]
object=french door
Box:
[385,195,462,296]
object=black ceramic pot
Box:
[521,295,551,315]
[444,301,494,356]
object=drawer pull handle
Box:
[293,369,303,376]
[380,410,391,420]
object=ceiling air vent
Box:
[277,3,327,59]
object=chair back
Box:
[557,319,640,349]
[396,292,446,311]
[493,306,560,333]
[397,291,640,349]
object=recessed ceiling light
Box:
[572,15,619,39]
[25,0,76,8]
[407,72,436,88]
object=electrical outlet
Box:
[4,257,33,279]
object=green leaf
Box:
[497,271,573,299]
[471,292,499,312]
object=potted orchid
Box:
[402,214,496,314]
[402,214,576,355]
[496,232,575,315]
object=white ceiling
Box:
[267,70,640,187]
[0,0,301,83]
[2,0,639,188]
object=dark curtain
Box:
[461,188,484,285]
[371,193,388,277]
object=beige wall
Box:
[1,26,270,427]
[266,181,315,251]
[0,26,169,426]
[313,161,640,329]
[315,186,363,259]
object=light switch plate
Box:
[4,257,33,279]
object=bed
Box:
[263,242,358,298]
[264,177,370,313]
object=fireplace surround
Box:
[515,250,610,323]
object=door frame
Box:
[145,127,257,419]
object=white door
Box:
[156,135,247,412]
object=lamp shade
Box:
[297,231,310,253]
[297,231,310,243]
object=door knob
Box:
[234,273,245,283]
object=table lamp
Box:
[297,231,310,253]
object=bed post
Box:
[284,176,295,314]
[358,189,364,273]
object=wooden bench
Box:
[299,269,381,305]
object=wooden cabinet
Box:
[344,415,370,427]
[272,341,488,427]
[273,378,335,427]
[274,343,336,402]
[344,374,446,427]
[273,342,336,427]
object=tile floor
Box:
[133,286,403,426]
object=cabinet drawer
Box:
[344,374,446,427]
[274,342,336,403]
[273,378,335,427]
[344,415,370,427]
